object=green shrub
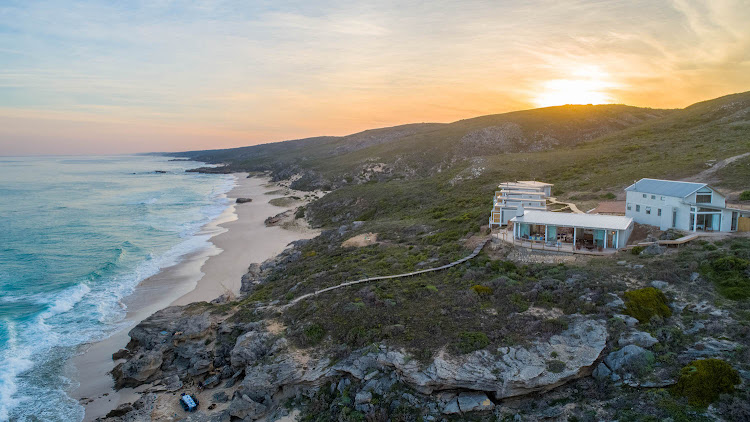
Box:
[471,285,493,295]
[739,191,750,201]
[631,245,645,255]
[623,287,672,323]
[672,359,740,406]
[701,255,750,300]
[295,206,306,219]
[304,323,326,346]
[454,331,490,354]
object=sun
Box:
[532,67,618,107]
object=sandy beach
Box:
[68,173,319,421]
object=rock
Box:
[605,294,624,309]
[236,197,252,203]
[690,272,701,282]
[336,378,351,393]
[684,322,705,335]
[203,374,221,388]
[337,225,349,235]
[164,374,183,392]
[230,330,272,368]
[112,349,131,361]
[105,403,134,418]
[352,221,364,229]
[614,314,639,327]
[114,351,163,388]
[641,244,664,255]
[617,260,627,265]
[189,359,212,376]
[632,264,645,269]
[458,391,494,412]
[442,398,461,414]
[650,280,669,290]
[213,391,229,403]
[228,395,267,419]
[264,210,292,227]
[680,338,739,360]
[604,345,650,372]
[618,330,659,348]
[355,391,372,404]
[592,362,611,381]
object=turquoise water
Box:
[0,155,234,421]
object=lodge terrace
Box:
[504,210,634,254]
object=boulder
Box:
[236,197,252,203]
[613,314,639,327]
[213,391,230,403]
[114,351,163,388]
[592,362,612,381]
[604,345,650,372]
[442,398,461,415]
[618,330,659,348]
[650,280,669,290]
[458,391,494,412]
[640,244,664,255]
[228,395,267,420]
[355,391,372,404]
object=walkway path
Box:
[548,197,583,214]
[280,238,490,308]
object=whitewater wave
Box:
[0,321,34,421]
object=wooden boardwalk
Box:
[281,238,490,308]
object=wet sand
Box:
[68,174,319,421]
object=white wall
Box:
[625,191,685,230]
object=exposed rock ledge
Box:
[104,304,606,420]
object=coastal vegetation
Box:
[106,91,750,421]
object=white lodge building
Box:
[625,178,750,232]
[489,181,552,227]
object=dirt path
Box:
[548,197,583,214]
[682,152,750,183]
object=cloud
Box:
[0,0,749,154]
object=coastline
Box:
[68,173,320,421]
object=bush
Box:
[701,255,750,300]
[672,359,740,407]
[740,191,750,201]
[623,287,672,323]
[471,285,493,295]
[631,246,645,255]
[454,331,490,354]
[304,323,326,346]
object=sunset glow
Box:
[1,1,749,155]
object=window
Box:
[642,194,647,198]
[651,195,656,199]
[627,203,632,211]
[661,196,665,201]
[636,205,640,212]
[646,207,651,215]
[696,193,712,203]
[657,209,662,216]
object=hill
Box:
[115,91,750,422]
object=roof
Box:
[517,180,553,186]
[625,178,707,198]
[589,201,626,215]
[511,210,633,231]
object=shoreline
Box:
[68,173,320,421]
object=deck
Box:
[493,230,618,255]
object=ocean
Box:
[0,155,234,421]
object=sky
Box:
[1,0,749,155]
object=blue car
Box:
[180,393,199,412]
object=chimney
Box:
[516,204,525,217]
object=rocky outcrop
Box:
[236,197,252,203]
[108,306,607,421]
